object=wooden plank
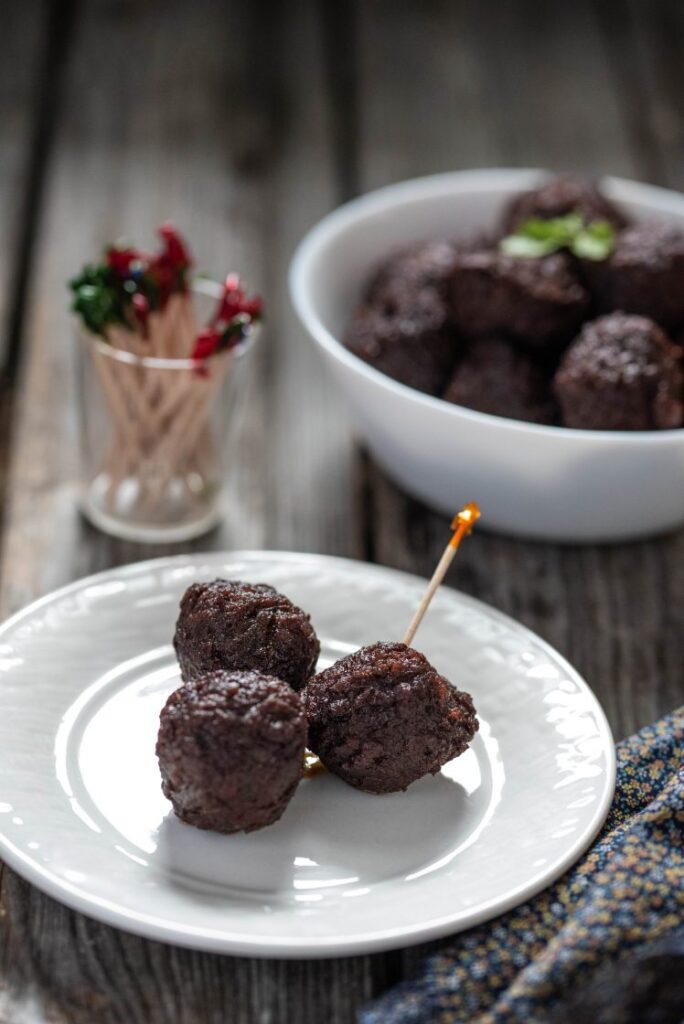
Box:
[471,0,635,176]
[620,0,684,190]
[0,1,52,541]
[0,1,369,1022]
[258,2,357,557]
[356,0,635,186]
[0,2,47,363]
[356,0,501,184]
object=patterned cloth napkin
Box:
[361,708,684,1024]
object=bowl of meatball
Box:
[290,169,684,542]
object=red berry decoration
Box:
[191,275,263,366]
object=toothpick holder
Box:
[76,282,257,543]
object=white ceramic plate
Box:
[0,552,615,958]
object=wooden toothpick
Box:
[402,502,481,648]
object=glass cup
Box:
[76,281,257,543]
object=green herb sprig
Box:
[500,213,615,261]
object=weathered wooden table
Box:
[0,1,682,1020]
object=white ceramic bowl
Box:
[290,169,684,542]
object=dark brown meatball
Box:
[174,580,320,691]
[581,223,684,330]
[502,175,627,234]
[365,240,459,307]
[450,250,589,352]
[443,337,557,424]
[344,291,456,395]
[156,669,306,833]
[553,313,683,430]
[304,642,478,794]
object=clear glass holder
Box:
[76,282,257,543]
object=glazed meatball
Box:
[156,669,306,833]
[502,175,627,234]
[174,580,320,691]
[365,240,458,308]
[443,336,557,424]
[450,250,589,352]
[344,290,456,395]
[305,642,478,794]
[553,313,683,430]
[581,223,684,330]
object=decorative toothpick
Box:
[402,502,481,648]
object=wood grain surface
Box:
[0,1,682,1021]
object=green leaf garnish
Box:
[501,212,615,261]
[571,221,615,260]
[69,264,129,336]
[500,235,558,258]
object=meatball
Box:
[174,579,320,691]
[365,240,458,308]
[156,669,306,833]
[344,291,456,395]
[450,249,589,352]
[553,313,683,430]
[502,175,627,234]
[581,223,684,330]
[304,641,478,794]
[443,336,557,424]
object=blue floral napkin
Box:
[361,708,684,1024]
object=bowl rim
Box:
[289,168,684,444]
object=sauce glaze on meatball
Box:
[305,641,478,794]
[157,669,307,833]
[581,223,684,330]
[174,579,320,691]
[443,336,557,424]
[553,313,683,430]
[450,250,589,352]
